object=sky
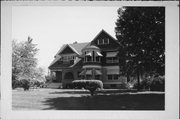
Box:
[12,6,120,73]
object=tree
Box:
[12,37,40,90]
[115,7,165,90]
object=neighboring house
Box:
[49,29,127,89]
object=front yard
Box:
[12,88,164,110]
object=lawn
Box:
[12,88,165,110]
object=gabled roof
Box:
[49,29,121,69]
[82,43,100,51]
[91,29,120,45]
[69,42,89,55]
[49,42,89,68]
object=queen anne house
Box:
[49,29,127,88]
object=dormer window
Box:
[61,55,75,64]
[104,38,109,44]
[97,38,109,45]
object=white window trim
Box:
[62,55,75,63]
[98,38,109,45]
[103,38,109,44]
[84,51,101,63]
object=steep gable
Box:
[91,29,120,51]
[69,42,89,55]
[49,42,89,69]
[59,45,76,55]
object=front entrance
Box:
[63,72,74,88]
[55,71,62,82]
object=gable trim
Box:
[59,44,79,55]
[91,29,120,45]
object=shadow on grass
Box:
[42,93,164,110]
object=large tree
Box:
[12,37,39,80]
[115,7,165,89]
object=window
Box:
[114,75,119,80]
[110,84,117,88]
[108,75,113,80]
[106,57,119,63]
[97,38,109,45]
[96,57,100,62]
[95,75,100,80]
[87,56,91,62]
[98,39,103,45]
[92,51,95,62]
[104,38,109,44]
[107,75,119,80]
[62,55,75,63]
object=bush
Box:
[132,75,165,91]
[72,80,103,96]
[150,76,165,91]
[12,80,21,89]
[20,79,31,91]
[30,78,46,88]
[133,78,151,90]
[120,81,130,89]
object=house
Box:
[48,29,127,89]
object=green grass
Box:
[12,88,164,110]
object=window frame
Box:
[97,38,109,45]
[106,57,119,63]
[107,74,119,80]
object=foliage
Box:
[120,81,130,89]
[132,74,164,91]
[150,75,165,91]
[72,80,103,96]
[12,37,39,80]
[45,73,56,83]
[12,80,21,89]
[12,37,46,90]
[115,7,165,90]
[20,79,31,91]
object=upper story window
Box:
[61,55,75,63]
[107,74,119,80]
[106,51,119,63]
[106,57,119,63]
[104,38,109,44]
[83,51,102,63]
[97,38,109,45]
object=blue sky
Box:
[12,6,120,73]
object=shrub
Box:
[133,78,151,90]
[12,80,21,89]
[30,78,46,88]
[20,79,31,91]
[45,74,56,83]
[72,80,103,96]
[132,75,165,91]
[120,81,130,89]
[150,76,165,91]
